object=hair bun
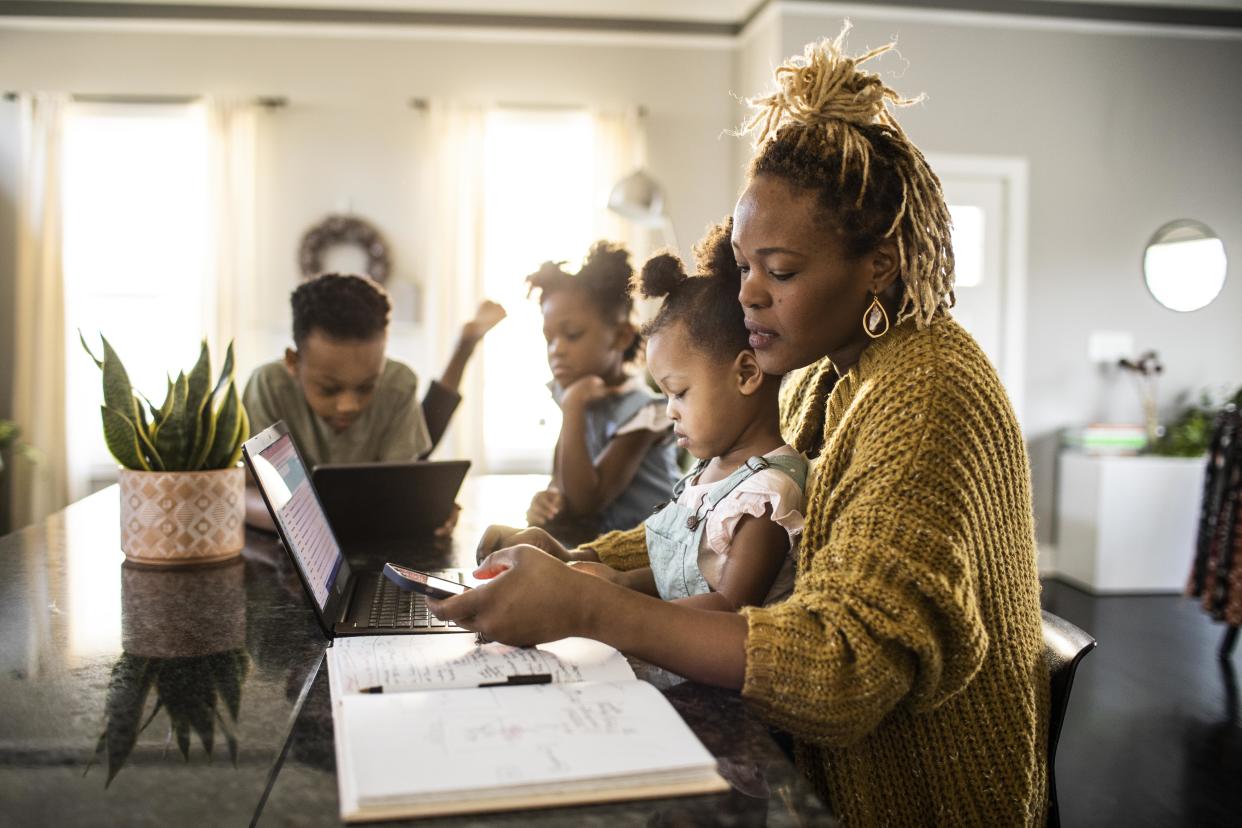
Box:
[637,253,688,299]
[531,260,567,280]
[582,241,631,280]
[742,22,920,145]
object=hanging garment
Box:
[1188,409,1242,627]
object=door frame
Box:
[927,153,1029,429]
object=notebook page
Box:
[327,635,635,694]
[341,681,719,806]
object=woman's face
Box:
[732,174,887,376]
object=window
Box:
[63,103,212,500]
[934,156,1029,426]
[940,173,1006,370]
[478,109,597,473]
[947,204,985,288]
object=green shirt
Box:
[242,359,432,468]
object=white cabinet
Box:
[1054,452,1206,594]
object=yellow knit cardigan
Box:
[582,317,1048,826]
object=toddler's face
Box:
[285,330,386,433]
[647,325,747,461]
[540,289,628,387]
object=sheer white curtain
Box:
[591,106,664,328]
[11,93,69,528]
[205,99,261,377]
[591,106,650,260]
[423,102,487,462]
[422,103,649,468]
[12,93,70,529]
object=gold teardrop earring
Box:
[863,293,890,339]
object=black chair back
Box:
[1042,609,1097,828]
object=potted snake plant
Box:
[82,334,249,566]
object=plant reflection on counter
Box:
[88,649,250,786]
[88,558,248,786]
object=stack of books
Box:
[1062,424,1148,455]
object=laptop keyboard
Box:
[367,573,456,629]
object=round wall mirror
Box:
[1143,219,1227,312]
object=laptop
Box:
[312,459,470,544]
[242,421,469,637]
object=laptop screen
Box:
[249,432,343,611]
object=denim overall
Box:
[646,454,809,601]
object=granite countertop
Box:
[0,483,835,826]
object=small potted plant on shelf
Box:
[81,334,249,566]
[1151,385,1242,458]
[1118,350,1165,446]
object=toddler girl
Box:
[574,220,808,610]
[525,241,680,539]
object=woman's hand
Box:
[525,487,563,525]
[428,545,594,646]
[476,524,569,564]
[566,560,625,584]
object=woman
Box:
[431,28,1047,826]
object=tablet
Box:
[312,460,470,542]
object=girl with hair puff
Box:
[438,27,1046,826]
[524,242,680,538]
[570,219,809,612]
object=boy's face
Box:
[285,330,386,433]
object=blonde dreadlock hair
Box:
[742,23,955,328]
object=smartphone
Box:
[382,563,471,600]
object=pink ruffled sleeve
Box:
[703,469,805,558]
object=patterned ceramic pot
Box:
[119,466,245,566]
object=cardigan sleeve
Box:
[577,524,649,571]
[740,369,991,748]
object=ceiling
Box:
[5,0,1241,32]
[52,0,1242,16]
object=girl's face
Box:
[647,323,762,461]
[732,174,895,376]
[540,288,630,387]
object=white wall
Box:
[772,9,1242,543]
[0,26,740,381]
[2,11,1240,543]
[733,4,782,187]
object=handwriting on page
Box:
[348,682,707,801]
[331,636,633,693]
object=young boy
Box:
[243,272,504,529]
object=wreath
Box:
[297,214,391,283]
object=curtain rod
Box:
[1,92,288,108]
[407,97,646,117]
[1,92,643,116]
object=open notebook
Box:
[326,636,730,822]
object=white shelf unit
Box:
[1054,452,1207,594]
